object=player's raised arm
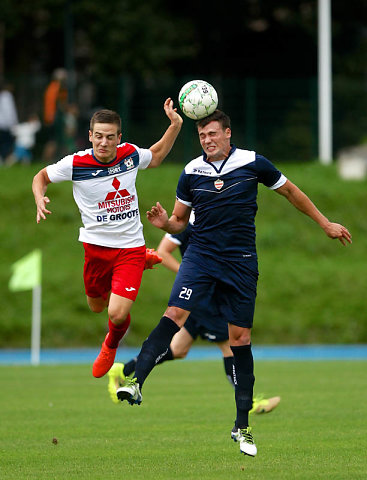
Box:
[275,179,352,246]
[147,200,191,234]
[148,98,183,168]
[32,167,52,223]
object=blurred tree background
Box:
[0,1,366,347]
[0,0,366,161]
[2,0,366,78]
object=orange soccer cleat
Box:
[144,248,162,270]
[92,335,117,378]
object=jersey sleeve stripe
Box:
[176,197,192,207]
[164,233,182,245]
[268,174,287,190]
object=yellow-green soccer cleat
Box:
[250,395,281,414]
[117,376,142,405]
[231,426,257,456]
[107,363,125,404]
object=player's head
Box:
[196,110,232,162]
[89,109,122,163]
[196,110,231,131]
[90,109,122,134]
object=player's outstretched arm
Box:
[147,202,169,229]
[32,168,52,223]
[275,180,352,246]
[147,200,190,234]
[148,98,183,168]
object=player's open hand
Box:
[323,222,352,246]
[163,98,183,128]
[36,196,52,223]
[146,202,169,230]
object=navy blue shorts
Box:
[168,248,258,329]
[184,313,229,342]
[183,289,229,342]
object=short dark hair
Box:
[90,109,121,134]
[196,109,231,131]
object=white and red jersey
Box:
[46,143,152,248]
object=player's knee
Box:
[232,336,251,346]
[164,306,189,327]
[230,329,251,346]
[108,309,128,325]
[90,305,104,313]
[172,349,188,359]
[87,297,106,313]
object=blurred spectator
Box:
[62,103,79,155]
[42,68,68,162]
[0,80,18,164]
[6,114,41,166]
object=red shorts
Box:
[83,243,146,301]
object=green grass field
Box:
[0,161,366,347]
[1,360,366,479]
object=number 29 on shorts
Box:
[179,286,192,300]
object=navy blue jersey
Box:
[166,223,193,257]
[176,146,286,260]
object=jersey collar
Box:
[91,149,118,165]
[202,144,237,174]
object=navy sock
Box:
[135,316,180,388]
[123,347,173,377]
[156,346,174,365]
[123,357,137,377]
[223,356,235,387]
[231,344,255,428]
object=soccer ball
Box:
[178,80,218,120]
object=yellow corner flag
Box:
[9,249,42,292]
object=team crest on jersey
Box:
[124,157,134,169]
[214,179,224,190]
